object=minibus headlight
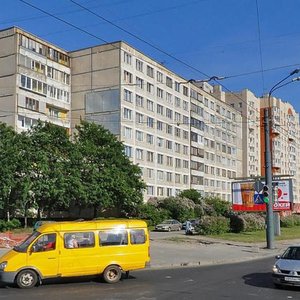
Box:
[0,261,7,271]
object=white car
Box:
[155,219,182,232]
[272,245,300,288]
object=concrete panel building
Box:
[0,27,71,132]
[260,95,300,202]
[70,41,243,201]
[224,89,261,178]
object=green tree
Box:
[74,121,146,217]
[179,189,202,204]
[26,121,73,217]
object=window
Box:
[123,108,132,120]
[147,186,154,195]
[175,143,181,153]
[32,233,56,252]
[157,137,163,147]
[136,95,144,107]
[123,127,132,139]
[99,229,128,246]
[136,130,144,141]
[123,70,132,83]
[183,86,188,96]
[157,71,163,83]
[157,170,164,181]
[64,232,95,249]
[175,174,181,183]
[147,83,154,94]
[183,145,188,155]
[166,92,172,104]
[130,229,146,244]
[146,134,154,144]
[147,99,154,111]
[136,112,144,124]
[147,151,154,162]
[136,148,143,160]
[166,140,173,150]
[166,124,172,134]
[157,154,163,164]
[175,97,181,107]
[175,127,181,137]
[136,59,143,72]
[183,116,189,124]
[157,104,164,115]
[124,89,132,102]
[123,52,132,64]
[166,76,172,88]
[157,120,163,131]
[166,172,172,182]
[183,175,188,184]
[175,158,181,168]
[147,65,154,78]
[124,146,132,157]
[175,81,180,92]
[147,117,154,128]
[183,100,189,111]
[157,88,164,99]
[175,112,181,123]
[136,77,144,89]
[147,168,154,178]
[167,156,173,166]
[25,97,39,111]
[166,108,173,119]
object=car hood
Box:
[156,223,170,227]
[276,259,300,270]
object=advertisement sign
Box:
[232,179,293,212]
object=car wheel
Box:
[103,265,122,284]
[16,269,38,289]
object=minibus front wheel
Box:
[16,269,38,289]
[103,265,122,284]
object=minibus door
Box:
[27,233,59,277]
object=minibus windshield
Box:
[13,231,41,253]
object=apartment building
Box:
[0,27,71,132]
[70,41,243,200]
[224,89,261,178]
[260,96,300,202]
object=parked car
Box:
[155,219,182,232]
[272,245,300,288]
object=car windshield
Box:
[13,231,41,253]
[162,220,172,224]
[281,247,300,260]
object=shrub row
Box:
[0,219,22,232]
[281,214,300,227]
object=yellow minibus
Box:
[0,219,150,288]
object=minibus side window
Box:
[64,232,95,249]
[99,230,128,246]
[130,229,146,245]
[31,233,56,252]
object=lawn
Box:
[208,226,300,243]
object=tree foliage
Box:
[0,120,145,221]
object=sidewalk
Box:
[148,231,300,269]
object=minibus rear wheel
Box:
[103,265,122,284]
[16,269,38,289]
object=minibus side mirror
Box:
[29,245,36,254]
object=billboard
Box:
[232,179,293,212]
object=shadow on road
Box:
[242,272,274,288]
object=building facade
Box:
[260,95,300,203]
[224,89,261,178]
[70,41,243,201]
[0,27,71,132]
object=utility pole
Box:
[264,107,274,249]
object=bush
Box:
[229,213,265,232]
[179,189,202,204]
[281,215,300,228]
[204,197,231,217]
[158,197,195,223]
[0,218,21,232]
[196,216,230,235]
[137,204,170,227]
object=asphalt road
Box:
[1,257,300,300]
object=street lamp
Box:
[264,68,300,250]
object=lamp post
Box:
[264,69,300,250]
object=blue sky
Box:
[2,0,300,112]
